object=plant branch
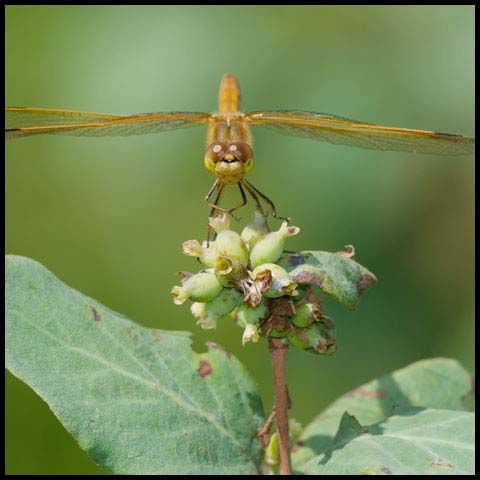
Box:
[268,337,292,475]
[258,406,276,447]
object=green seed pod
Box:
[236,301,267,328]
[208,215,249,265]
[182,239,218,267]
[190,289,243,330]
[251,263,298,298]
[267,325,289,338]
[206,288,243,317]
[287,321,336,355]
[190,302,217,330]
[171,271,223,305]
[286,325,311,350]
[240,209,269,250]
[214,256,247,288]
[214,231,248,266]
[290,302,319,328]
[249,221,300,269]
[264,432,279,466]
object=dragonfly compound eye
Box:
[204,142,228,172]
[229,142,254,173]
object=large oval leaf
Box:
[292,358,473,472]
[278,250,377,310]
[304,408,475,475]
[5,255,265,475]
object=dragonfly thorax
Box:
[204,141,253,184]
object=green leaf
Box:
[5,255,265,475]
[278,251,377,310]
[292,358,473,472]
[304,408,475,475]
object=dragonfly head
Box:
[204,141,253,184]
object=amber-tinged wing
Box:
[245,110,474,155]
[6,107,211,139]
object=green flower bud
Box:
[209,216,249,265]
[190,289,242,331]
[249,221,300,269]
[214,256,247,288]
[251,263,298,298]
[234,302,267,346]
[286,325,311,350]
[171,272,222,305]
[240,209,269,249]
[242,323,260,346]
[236,301,267,328]
[287,321,336,355]
[208,213,231,233]
[291,302,319,328]
[206,288,243,316]
[182,239,218,267]
[264,432,279,466]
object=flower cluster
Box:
[171,211,336,355]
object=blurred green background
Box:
[5,5,474,475]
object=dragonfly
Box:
[6,73,475,224]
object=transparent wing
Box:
[245,110,474,156]
[6,107,211,139]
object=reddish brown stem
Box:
[268,337,292,475]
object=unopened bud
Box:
[290,302,319,328]
[210,221,249,266]
[182,239,218,267]
[242,323,260,346]
[208,213,230,233]
[206,288,243,317]
[214,256,247,288]
[251,263,298,298]
[264,432,279,466]
[190,288,243,330]
[250,221,300,269]
[240,209,269,249]
[171,272,222,305]
[287,321,336,355]
[236,301,267,328]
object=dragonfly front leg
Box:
[228,182,248,215]
[242,178,290,224]
[205,180,226,243]
[204,181,249,243]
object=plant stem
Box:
[268,337,292,475]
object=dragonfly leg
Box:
[242,179,290,224]
[205,180,225,244]
[204,180,247,241]
[240,179,270,232]
[227,182,248,216]
[241,179,267,218]
[205,180,233,214]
